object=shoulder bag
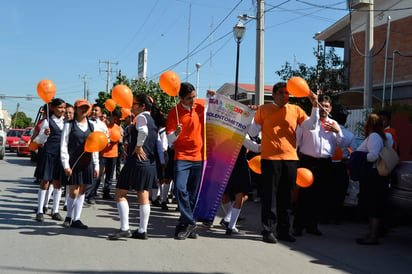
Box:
[376,142,399,176]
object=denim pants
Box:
[174,160,203,226]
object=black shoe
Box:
[102,193,114,200]
[132,230,148,240]
[161,202,169,211]
[63,217,72,228]
[226,228,245,236]
[152,200,162,207]
[220,219,229,229]
[188,231,199,239]
[108,229,132,240]
[262,231,277,244]
[71,220,88,229]
[175,224,197,240]
[51,212,63,221]
[277,233,296,242]
[63,205,67,211]
[35,213,44,222]
[306,228,323,236]
[43,207,48,214]
[86,197,96,204]
[292,228,303,237]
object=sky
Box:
[0,0,349,121]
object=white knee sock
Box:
[52,188,62,214]
[44,184,54,208]
[222,202,232,222]
[64,190,69,206]
[117,201,130,231]
[229,208,241,230]
[66,196,75,219]
[73,194,85,221]
[37,189,47,214]
[161,183,171,202]
[138,204,150,233]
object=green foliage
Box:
[94,74,176,115]
[11,112,33,129]
[275,46,348,116]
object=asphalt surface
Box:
[1,151,412,274]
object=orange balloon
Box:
[286,77,310,98]
[105,99,116,112]
[332,147,343,161]
[110,127,121,142]
[159,71,181,97]
[112,85,133,108]
[248,155,261,174]
[296,168,314,188]
[121,108,131,119]
[84,131,108,152]
[29,142,39,151]
[37,79,56,103]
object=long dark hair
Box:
[364,113,386,141]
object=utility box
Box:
[347,0,372,9]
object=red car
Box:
[6,129,24,152]
[17,127,33,156]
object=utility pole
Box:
[99,59,118,94]
[363,1,374,108]
[13,103,20,129]
[255,0,265,106]
[79,75,91,100]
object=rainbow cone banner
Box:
[194,94,255,222]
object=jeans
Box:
[174,160,203,226]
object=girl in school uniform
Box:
[60,99,99,229]
[108,94,160,240]
[35,98,66,222]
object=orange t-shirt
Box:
[166,100,205,161]
[254,103,308,160]
[101,123,120,158]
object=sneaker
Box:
[161,202,169,211]
[226,227,245,236]
[71,220,88,229]
[220,219,229,229]
[51,212,63,221]
[132,230,148,240]
[188,231,199,239]
[262,231,277,244]
[35,213,44,222]
[277,233,296,242]
[175,224,197,240]
[62,217,72,228]
[108,229,132,240]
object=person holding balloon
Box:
[248,80,319,244]
[60,99,100,229]
[108,93,160,240]
[34,98,66,222]
[293,94,345,237]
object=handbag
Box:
[376,143,399,176]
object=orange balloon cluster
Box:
[286,77,310,98]
[110,128,121,143]
[112,85,133,108]
[159,71,181,97]
[105,99,116,112]
[84,132,108,152]
[296,168,314,188]
[248,155,262,174]
[37,79,56,103]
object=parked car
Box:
[6,129,24,152]
[17,127,33,156]
[0,120,6,160]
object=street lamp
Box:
[195,63,201,94]
[233,21,246,101]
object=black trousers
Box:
[261,159,298,235]
[293,154,332,231]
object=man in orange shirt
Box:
[249,82,318,244]
[166,82,205,240]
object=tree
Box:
[11,112,33,129]
[275,46,348,116]
[94,73,176,115]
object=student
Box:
[108,94,160,240]
[35,98,66,222]
[60,99,99,229]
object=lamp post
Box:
[195,63,201,94]
[233,21,246,101]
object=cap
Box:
[74,99,90,108]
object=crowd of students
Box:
[31,82,399,245]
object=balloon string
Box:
[174,97,179,123]
[67,151,86,182]
[316,101,332,118]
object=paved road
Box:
[1,152,412,274]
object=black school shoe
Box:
[51,212,63,221]
[108,229,132,240]
[35,213,44,222]
[62,217,72,228]
[71,220,88,229]
[132,230,148,240]
[262,230,277,244]
[175,224,197,240]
